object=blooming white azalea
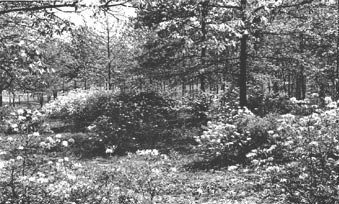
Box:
[16,156,23,161]
[55,134,62,139]
[17,109,25,115]
[32,132,40,137]
[62,141,69,147]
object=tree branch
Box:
[0,0,131,15]
[208,3,241,10]
[0,2,78,15]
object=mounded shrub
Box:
[195,106,277,164]
[90,92,177,153]
[43,88,115,131]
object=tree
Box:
[134,0,333,106]
[0,14,46,106]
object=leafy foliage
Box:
[91,92,176,153]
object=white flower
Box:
[17,146,24,150]
[228,165,238,171]
[39,142,47,147]
[28,177,36,182]
[311,93,319,98]
[246,152,256,158]
[105,148,113,154]
[46,137,55,143]
[327,102,337,109]
[61,141,68,147]
[252,159,260,165]
[308,141,319,147]
[18,116,26,121]
[37,177,49,183]
[267,130,274,135]
[32,132,40,137]
[66,173,76,181]
[55,134,62,139]
[151,168,161,175]
[196,188,203,195]
[68,138,75,143]
[17,109,25,115]
[267,145,277,152]
[16,156,23,160]
[87,124,96,131]
[0,161,7,169]
[170,167,177,172]
[64,157,69,162]
[299,173,308,180]
[290,97,297,103]
[73,163,82,168]
[325,96,332,104]
[151,149,159,156]
[7,137,13,142]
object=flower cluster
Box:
[136,149,159,156]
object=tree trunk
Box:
[182,80,186,97]
[239,33,248,107]
[336,0,339,99]
[199,0,208,92]
[239,0,248,107]
[12,93,15,107]
[53,90,58,99]
[40,95,44,107]
[107,18,112,90]
[0,89,2,107]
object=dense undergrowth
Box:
[1,89,339,203]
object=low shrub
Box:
[262,107,339,203]
[90,92,177,154]
[199,97,339,203]
[195,107,277,164]
[43,88,114,130]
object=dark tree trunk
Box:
[239,33,248,107]
[288,73,291,98]
[107,18,112,90]
[239,0,248,107]
[39,93,44,108]
[12,93,15,107]
[182,80,186,97]
[0,90,2,107]
[53,90,58,99]
[337,0,339,99]
[199,0,208,92]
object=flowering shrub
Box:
[88,92,176,154]
[43,88,115,130]
[264,107,339,203]
[0,105,14,133]
[0,110,77,203]
[195,107,277,164]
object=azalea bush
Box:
[0,106,10,133]
[43,88,115,130]
[195,106,277,164]
[0,109,77,203]
[263,102,339,203]
[90,92,177,154]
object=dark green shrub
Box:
[90,92,177,153]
